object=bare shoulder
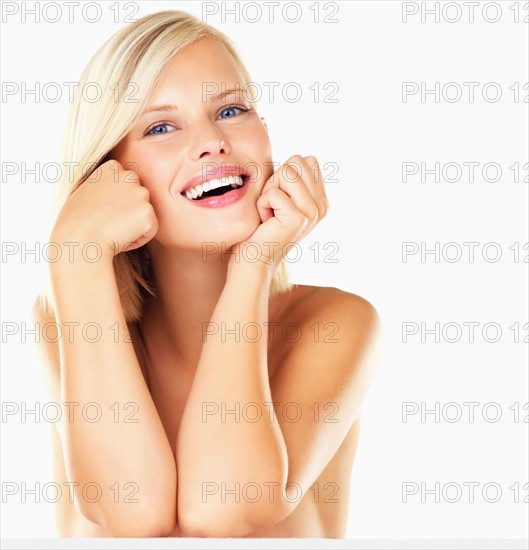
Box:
[283,283,382,329]
[269,284,383,484]
[271,283,383,380]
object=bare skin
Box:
[34,284,370,538]
[32,35,382,538]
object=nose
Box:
[188,123,229,160]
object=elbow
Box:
[104,518,175,538]
[78,464,178,537]
[106,514,176,538]
[77,495,177,538]
[178,514,221,538]
[108,522,176,539]
[179,500,290,538]
[178,455,290,537]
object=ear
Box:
[260,116,268,132]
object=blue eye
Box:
[219,105,251,119]
[144,105,251,136]
[146,122,174,135]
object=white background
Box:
[1,0,528,544]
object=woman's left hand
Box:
[229,155,330,272]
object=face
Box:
[112,36,273,254]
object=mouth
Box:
[181,174,250,201]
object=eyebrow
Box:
[140,88,244,117]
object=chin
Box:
[159,215,261,253]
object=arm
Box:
[176,267,382,537]
[176,155,382,537]
[176,261,287,537]
[34,250,177,537]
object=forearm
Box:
[49,252,176,536]
[176,262,288,535]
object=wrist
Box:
[48,230,115,269]
[226,256,274,289]
[48,250,115,288]
[226,239,282,274]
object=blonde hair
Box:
[42,9,292,322]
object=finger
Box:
[259,167,280,196]
[256,190,274,223]
[276,162,319,222]
[282,155,328,215]
[126,231,154,251]
[256,165,282,222]
[257,187,303,227]
[123,170,141,186]
[282,155,326,214]
[298,156,329,214]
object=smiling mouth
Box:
[181,175,249,201]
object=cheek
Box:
[240,126,272,173]
[257,144,274,180]
[140,174,183,225]
[248,124,271,149]
[135,153,176,193]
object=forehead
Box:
[154,37,244,94]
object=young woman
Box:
[32,9,382,538]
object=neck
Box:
[138,241,285,379]
[139,241,233,371]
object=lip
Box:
[180,163,249,194]
[184,175,250,208]
[180,162,251,208]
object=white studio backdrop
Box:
[1,0,528,545]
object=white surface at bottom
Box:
[1,538,527,549]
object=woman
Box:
[32,9,382,538]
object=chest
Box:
[130,286,304,455]
[141,339,288,456]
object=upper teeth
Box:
[185,175,244,199]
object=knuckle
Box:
[109,161,123,174]
[150,219,159,234]
[294,212,307,225]
[286,155,304,170]
[125,170,140,181]
[135,185,149,199]
[285,164,302,181]
[142,206,155,227]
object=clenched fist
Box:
[51,160,158,261]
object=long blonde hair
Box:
[42,9,291,322]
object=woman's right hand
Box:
[51,160,158,261]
